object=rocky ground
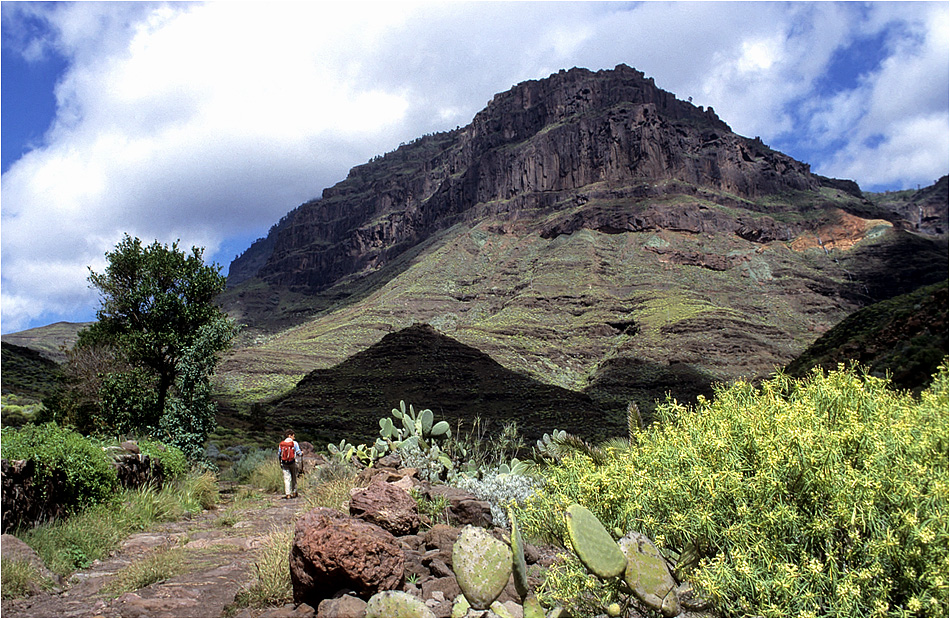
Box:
[2,485,307,619]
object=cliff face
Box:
[246,65,819,292]
[218,64,948,439]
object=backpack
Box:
[279,439,296,463]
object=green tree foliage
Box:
[65,235,235,456]
[517,362,949,617]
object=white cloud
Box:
[1,1,947,332]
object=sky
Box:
[2,1,948,334]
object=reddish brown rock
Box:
[423,524,461,567]
[425,486,493,528]
[349,479,421,536]
[290,508,404,607]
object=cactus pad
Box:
[618,531,680,617]
[564,503,627,579]
[365,590,436,618]
[452,525,512,610]
[451,594,470,618]
[522,594,546,618]
[509,508,529,601]
[420,408,434,434]
[432,420,451,438]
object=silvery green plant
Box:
[398,438,455,483]
[452,470,541,528]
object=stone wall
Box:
[1,453,164,533]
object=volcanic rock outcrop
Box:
[229,65,819,293]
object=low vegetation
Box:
[11,468,217,579]
[0,558,56,600]
[99,546,189,598]
[514,362,949,617]
[5,332,946,618]
[232,526,294,609]
[2,422,120,514]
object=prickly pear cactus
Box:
[522,594,546,618]
[618,531,680,617]
[509,507,529,602]
[564,503,627,579]
[365,590,436,618]
[431,419,451,438]
[452,525,512,610]
[451,594,470,618]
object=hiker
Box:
[278,429,303,499]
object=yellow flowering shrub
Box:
[516,362,949,617]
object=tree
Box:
[74,234,235,455]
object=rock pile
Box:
[290,458,552,618]
[288,457,701,618]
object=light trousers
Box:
[281,461,298,495]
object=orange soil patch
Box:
[790,209,893,252]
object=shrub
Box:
[137,438,189,480]
[452,472,541,529]
[516,362,950,617]
[1,423,118,514]
[536,553,617,617]
[224,448,272,484]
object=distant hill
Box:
[1,322,90,363]
[785,280,949,393]
[265,323,632,446]
[1,341,63,427]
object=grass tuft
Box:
[232,526,293,609]
[303,463,359,511]
[0,558,56,600]
[99,547,187,598]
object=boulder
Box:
[114,453,163,489]
[118,440,141,454]
[426,485,492,527]
[423,576,461,617]
[316,594,366,618]
[349,480,421,535]
[290,508,405,607]
[423,523,461,567]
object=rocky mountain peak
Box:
[466,64,731,149]
[230,64,821,293]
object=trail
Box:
[2,484,302,618]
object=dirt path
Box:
[2,486,303,618]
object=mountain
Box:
[214,65,947,441]
[784,279,948,393]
